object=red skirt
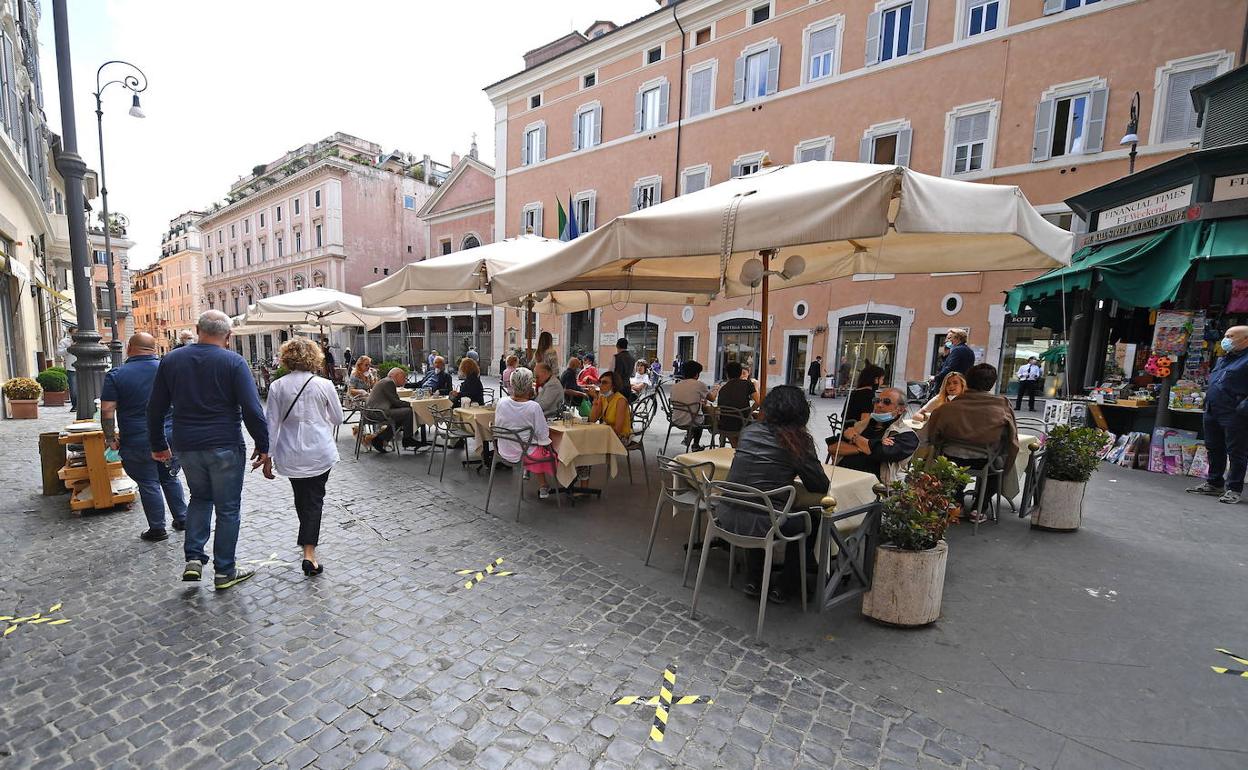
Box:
[522,444,558,475]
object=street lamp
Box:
[1119,90,1140,175]
[94,60,147,367]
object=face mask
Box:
[944,341,954,349]
[1221,337,1235,353]
[870,412,895,423]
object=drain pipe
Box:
[672,1,687,197]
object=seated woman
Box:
[826,363,885,451]
[589,371,632,442]
[500,355,520,396]
[912,371,966,423]
[347,355,376,397]
[717,386,829,604]
[451,357,485,405]
[831,387,919,483]
[577,354,600,388]
[493,368,558,500]
[630,360,653,398]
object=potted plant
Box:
[37,368,69,407]
[4,377,43,419]
[1031,425,1107,531]
[862,456,971,627]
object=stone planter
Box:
[8,399,38,419]
[861,540,948,627]
[1031,478,1086,531]
[42,390,68,407]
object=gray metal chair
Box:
[354,407,399,460]
[336,393,367,441]
[426,406,477,482]
[625,399,655,486]
[689,481,811,642]
[645,456,715,587]
[1018,440,1048,518]
[485,425,562,521]
[482,387,496,405]
[935,440,1007,535]
[713,405,753,448]
[663,401,705,454]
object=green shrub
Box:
[880,456,972,551]
[3,377,43,400]
[271,366,290,380]
[1044,425,1108,483]
[374,361,409,376]
[36,368,69,392]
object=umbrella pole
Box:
[472,300,479,362]
[644,303,650,362]
[759,251,770,402]
[525,298,534,361]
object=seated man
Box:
[924,363,1019,518]
[670,360,709,449]
[830,387,919,483]
[711,360,757,446]
[533,362,565,418]
[419,355,453,396]
[365,368,419,452]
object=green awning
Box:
[1193,217,1248,280]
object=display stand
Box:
[57,428,136,511]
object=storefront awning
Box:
[1006,221,1204,315]
[1193,217,1248,280]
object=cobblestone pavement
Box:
[0,409,1033,769]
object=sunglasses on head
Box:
[872,397,897,406]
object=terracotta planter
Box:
[42,390,68,407]
[862,540,948,627]
[1031,478,1086,531]
[8,399,39,419]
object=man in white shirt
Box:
[1014,357,1043,412]
[56,325,77,410]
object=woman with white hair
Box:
[493,367,559,499]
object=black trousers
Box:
[808,375,820,395]
[1015,380,1040,411]
[1204,414,1248,493]
[290,470,330,546]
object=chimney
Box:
[451,152,461,167]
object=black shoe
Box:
[744,582,762,599]
[172,520,186,532]
[766,588,789,605]
[371,438,390,454]
[402,437,419,449]
[301,559,323,577]
[140,528,169,542]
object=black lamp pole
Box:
[94,60,147,367]
[51,0,109,418]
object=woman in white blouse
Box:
[257,338,344,576]
[493,367,558,499]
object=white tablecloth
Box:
[549,422,628,488]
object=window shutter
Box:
[1032,99,1055,162]
[534,206,543,237]
[1162,66,1217,142]
[593,105,603,146]
[732,55,746,104]
[908,0,928,55]
[653,182,663,206]
[730,162,743,178]
[634,90,644,132]
[1083,87,1108,153]
[520,209,527,234]
[765,43,781,95]
[895,128,912,167]
[631,184,640,211]
[572,111,581,151]
[520,132,530,166]
[539,126,547,161]
[1042,0,1064,15]
[658,80,670,126]
[865,11,882,66]
[859,137,872,163]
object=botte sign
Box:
[1098,184,1194,228]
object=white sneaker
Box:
[538,486,551,499]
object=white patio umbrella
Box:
[229,314,319,336]
[243,287,406,331]
[489,161,1074,394]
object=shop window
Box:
[716,317,761,380]
[624,321,660,365]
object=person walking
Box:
[147,310,270,589]
[101,333,187,541]
[173,330,195,349]
[612,338,637,403]
[56,324,77,410]
[1188,326,1248,505]
[807,356,823,395]
[319,336,337,383]
[1014,357,1044,412]
[258,338,342,576]
[932,328,974,392]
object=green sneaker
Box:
[214,568,255,590]
[182,561,203,582]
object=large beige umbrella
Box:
[244,287,406,331]
[490,161,1074,394]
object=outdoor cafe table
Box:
[453,405,496,444]
[548,421,628,488]
[403,396,453,427]
[674,447,878,512]
[903,418,1040,499]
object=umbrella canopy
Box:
[360,234,712,313]
[229,314,319,336]
[244,287,406,331]
[489,161,1074,302]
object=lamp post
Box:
[94,60,147,367]
[1119,90,1141,175]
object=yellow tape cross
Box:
[454,558,515,590]
[2,603,70,638]
[1211,648,1248,678]
[613,665,713,743]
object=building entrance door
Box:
[785,334,808,385]
[838,313,900,386]
[716,318,761,380]
[567,310,595,359]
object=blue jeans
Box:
[179,445,246,575]
[119,447,186,530]
[66,370,76,409]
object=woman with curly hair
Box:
[717,385,829,604]
[256,337,343,576]
[347,355,376,397]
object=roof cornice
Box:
[417,155,496,217]
[196,158,359,226]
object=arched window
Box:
[462,234,481,250]
[257,281,269,298]
[293,274,306,291]
[274,278,286,294]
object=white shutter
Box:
[732,55,746,104]
[859,137,872,163]
[533,206,543,237]
[730,162,743,178]
[865,11,882,66]
[809,26,836,61]
[520,209,527,234]
[908,0,927,55]
[658,81,670,127]
[520,131,530,166]
[631,184,640,211]
[1042,0,1065,14]
[1032,99,1055,162]
[653,181,663,206]
[798,144,824,163]
[634,90,644,132]
[689,68,706,116]
[593,105,603,146]
[955,112,990,144]
[539,126,547,161]
[1162,66,1217,142]
[572,111,581,151]
[1083,87,1108,154]
[765,43,781,95]
[894,128,912,167]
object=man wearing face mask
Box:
[932,328,974,393]
[1188,326,1248,504]
[832,387,919,483]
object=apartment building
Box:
[88,222,133,345]
[130,264,159,348]
[196,132,449,363]
[155,211,205,349]
[485,0,1242,388]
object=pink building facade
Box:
[485,0,1242,389]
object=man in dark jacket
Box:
[612,338,637,403]
[1188,325,1248,504]
[932,328,974,392]
[419,355,453,396]
[807,356,823,395]
[366,368,419,452]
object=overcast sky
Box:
[38,0,654,269]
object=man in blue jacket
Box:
[932,328,974,393]
[1189,325,1248,505]
[148,310,270,589]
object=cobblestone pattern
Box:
[0,410,1032,769]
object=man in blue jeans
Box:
[1188,325,1248,505]
[148,310,269,589]
[101,333,186,541]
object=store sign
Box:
[839,313,900,330]
[1006,311,1038,327]
[1098,184,1193,228]
[718,318,760,333]
[1212,173,1248,202]
[1079,207,1193,247]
